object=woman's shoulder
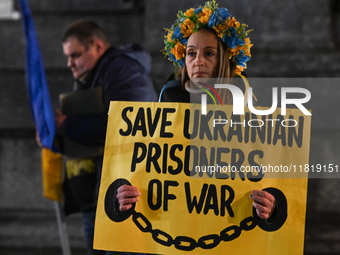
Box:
[159,79,190,103]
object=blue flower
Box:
[172,26,183,41]
[222,36,245,49]
[169,53,184,67]
[169,53,177,63]
[222,36,236,49]
[178,58,185,67]
[171,27,187,45]
[222,27,245,49]
[229,26,237,37]
[194,8,202,15]
[217,8,231,20]
[236,38,245,46]
[235,50,250,67]
[179,38,188,45]
[207,8,231,27]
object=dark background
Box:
[0,0,339,254]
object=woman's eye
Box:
[206,51,214,56]
[187,51,195,56]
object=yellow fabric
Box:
[94,101,311,255]
[66,158,95,179]
[41,148,63,202]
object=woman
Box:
[117,1,276,221]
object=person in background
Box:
[57,20,156,255]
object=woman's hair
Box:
[176,27,235,104]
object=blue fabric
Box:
[19,0,56,151]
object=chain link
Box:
[240,216,257,231]
[132,212,152,233]
[130,210,257,251]
[220,225,241,241]
[174,236,197,251]
[197,234,221,249]
[152,229,173,247]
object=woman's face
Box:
[185,30,219,79]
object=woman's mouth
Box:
[194,72,207,76]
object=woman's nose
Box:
[195,53,204,66]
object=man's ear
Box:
[92,38,106,55]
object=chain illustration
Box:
[105,179,287,251]
[131,209,256,251]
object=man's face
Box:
[62,37,100,80]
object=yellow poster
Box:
[94,101,311,255]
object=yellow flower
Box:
[243,38,253,57]
[198,6,212,23]
[171,42,186,60]
[226,17,240,29]
[184,18,194,27]
[166,30,174,42]
[228,46,239,57]
[185,8,194,17]
[180,18,195,38]
[235,65,245,76]
[213,24,228,38]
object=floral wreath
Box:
[163,0,253,75]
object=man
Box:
[56,20,156,255]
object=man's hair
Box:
[62,20,110,48]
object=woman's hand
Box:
[116,185,141,212]
[250,190,276,220]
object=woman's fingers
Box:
[116,185,141,212]
[250,190,276,220]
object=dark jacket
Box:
[62,44,157,215]
[159,74,249,104]
[159,79,189,103]
[64,44,157,145]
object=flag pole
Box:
[19,1,71,254]
[54,201,72,255]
